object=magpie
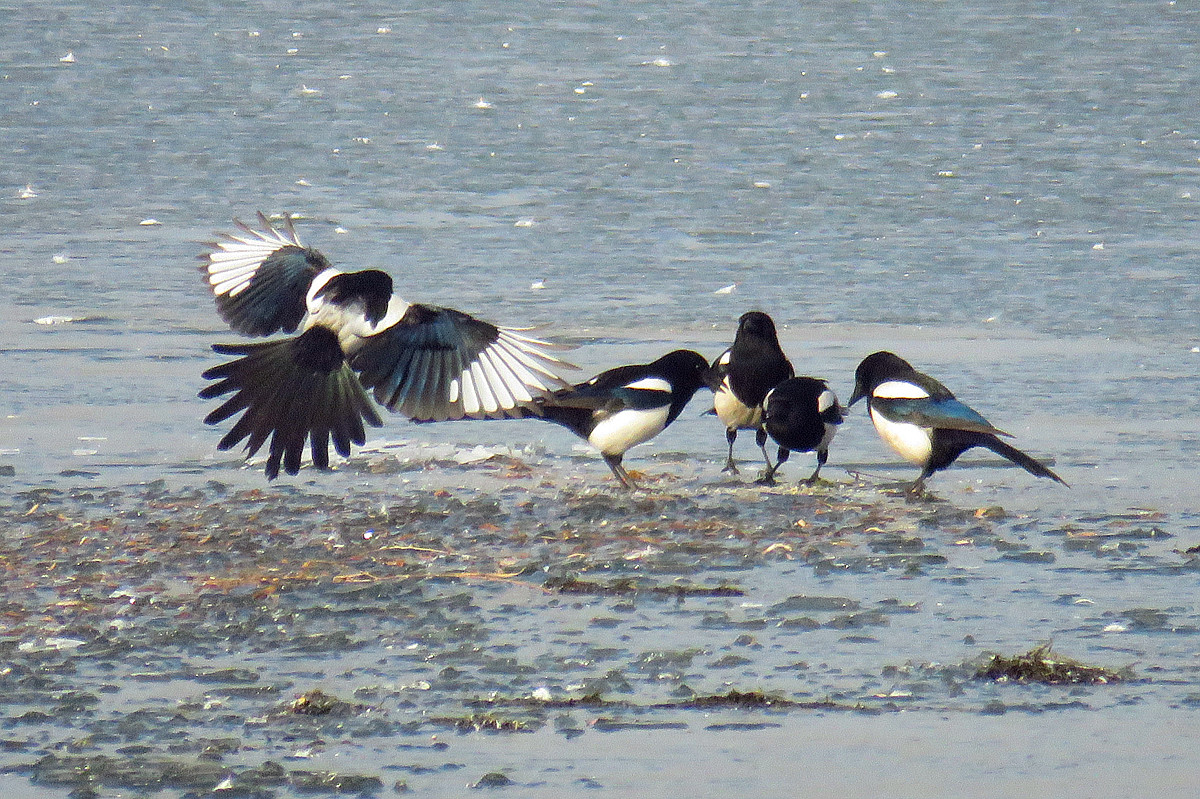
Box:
[757,377,844,486]
[198,213,576,479]
[514,349,710,489]
[848,351,1067,496]
[706,311,794,474]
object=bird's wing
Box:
[201,212,332,336]
[552,373,673,415]
[350,303,576,421]
[872,395,1010,436]
[818,387,845,425]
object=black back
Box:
[315,269,394,325]
[763,377,841,452]
[723,311,794,406]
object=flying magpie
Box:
[515,349,710,489]
[706,311,794,474]
[199,213,576,479]
[848,351,1067,496]
[757,377,844,486]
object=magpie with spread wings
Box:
[198,213,576,479]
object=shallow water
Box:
[3,1,1200,796]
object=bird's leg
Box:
[802,448,828,485]
[604,453,639,491]
[721,428,739,473]
[756,447,790,486]
[756,426,774,470]
[906,466,933,501]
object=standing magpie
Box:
[199,213,576,479]
[514,349,710,489]
[848,351,1067,496]
[706,311,794,474]
[757,377,844,486]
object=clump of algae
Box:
[975,644,1129,685]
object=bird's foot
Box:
[721,461,740,475]
[617,468,652,491]
[904,483,940,503]
[754,467,779,486]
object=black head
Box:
[734,310,781,347]
[848,351,916,406]
[650,349,710,387]
[649,349,711,424]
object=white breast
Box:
[713,380,760,429]
[869,406,932,465]
[588,406,671,456]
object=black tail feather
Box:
[199,329,382,479]
[980,435,1068,486]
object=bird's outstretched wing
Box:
[351,303,576,421]
[873,395,1010,436]
[201,212,332,336]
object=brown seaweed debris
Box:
[546,576,743,598]
[975,644,1131,685]
[430,713,535,733]
[661,690,796,710]
[288,689,368,716]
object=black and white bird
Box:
[515,349,710,489]
[198,213,576,479]
[757,377,844,486]
[848,351,1067,496]
[706,311,794,474]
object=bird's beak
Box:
[847,382,866,407]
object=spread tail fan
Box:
[200,326,382,478]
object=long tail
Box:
[980,435,1068,486]
[199,326,382,479]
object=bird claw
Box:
[904,485,940,504]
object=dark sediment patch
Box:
[975,644,1132,685]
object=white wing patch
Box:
[205,213,306,298]
[624,377,671,393]
[873,380,930,400]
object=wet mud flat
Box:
[2,452,1200,797]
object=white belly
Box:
[589,406,671,456]
[870,406,932,465]
[713,382,760,430]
